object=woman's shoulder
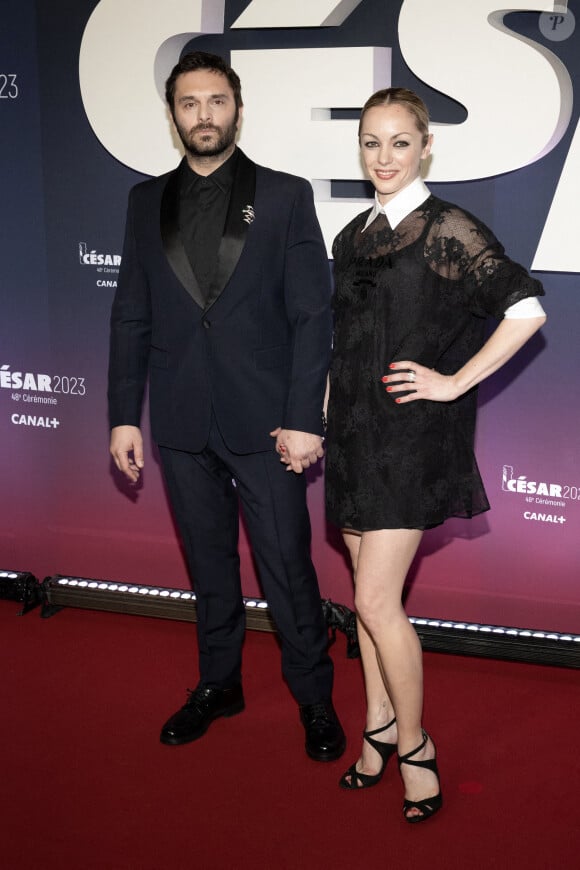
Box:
[332,208,372,259]
[336,208,372,238]
[423,195,497,243]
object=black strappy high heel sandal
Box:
[339,717,397,790]
[397,729,442,823]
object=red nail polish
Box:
[381,376,388,383]
[386,387,393,393]
[389,363,396,369]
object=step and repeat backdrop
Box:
[1,0,579,631]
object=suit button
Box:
[202,319,211,329]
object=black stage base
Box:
[0,570,43,615]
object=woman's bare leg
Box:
[345,528,439,816]
[342,532,397,782]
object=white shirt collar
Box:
[362,177,430,232]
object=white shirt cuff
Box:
[504,296,546,319]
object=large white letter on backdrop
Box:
[233,46,390,252]
[79,0,576,268]
[398,0,572,180]
[232,0,364,27]
[533,116,580,272]
[79,0,225,175]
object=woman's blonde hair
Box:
[358,87,430,146]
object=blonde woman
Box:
[324,88,546,823]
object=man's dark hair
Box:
[165,51,243,117]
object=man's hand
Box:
[270,427,325,474]
[110,425,144,483]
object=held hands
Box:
[110,425,144,483]
[270,427,325,473]
[382,362,461,404]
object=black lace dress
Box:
[325,195,544,531]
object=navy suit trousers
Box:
[158,416,334,706]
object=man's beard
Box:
[176,117,238,159]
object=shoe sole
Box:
[160,701,245,746]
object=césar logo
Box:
[501,465,562,498]
[78,242,121,267]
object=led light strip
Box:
[42,575,275,631]
[409,617,580,644]
[52,576,270,611]
[37,574,580,667]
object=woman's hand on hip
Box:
[382,362,461,404]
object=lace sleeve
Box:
[425,204,545,320]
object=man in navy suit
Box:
[108,51,345,761]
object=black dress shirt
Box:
[178,148,238,304]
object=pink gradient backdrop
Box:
[1,0,579,634]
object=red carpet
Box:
[3,601,579,869]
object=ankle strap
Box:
[365,716,396,740]
[398,729,429,765]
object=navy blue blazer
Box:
[108,149,332,454]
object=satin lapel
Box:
[160,166,205,310]
[204,150,257,311]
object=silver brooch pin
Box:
[242,205,255,225]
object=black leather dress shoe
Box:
[160,684,245,745]
[299,701,346,762]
